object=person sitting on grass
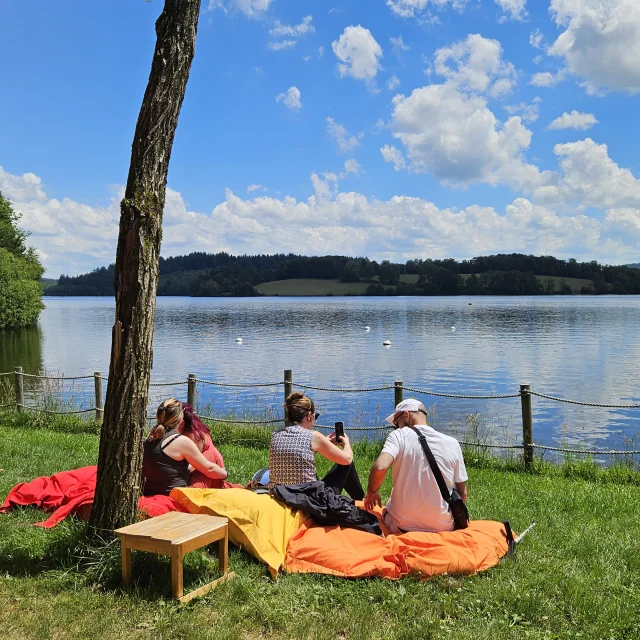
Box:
[141,398,228,496]
[364,398,468,533]
[268,391,365,499]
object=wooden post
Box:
[94,372,104,422]
[187,373,197,408]
[520,384,534,470]
[284,369,292,425]
[14,366,24,413]
[395,380,403,407]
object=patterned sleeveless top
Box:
[268,425,316,488]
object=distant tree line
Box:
[45,252,640,297]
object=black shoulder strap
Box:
[408,426,452,505]
[160,432,181,450]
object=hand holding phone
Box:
[334,421,345,444]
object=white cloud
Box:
[494,0,527,22]
[319,46,325,58]
[332,26,383,85]
[534,138,640,209]
[268,40,296,51]
[341,158,361,178]
[389,35,409,55]
[269,15,315,37]
[547,111,598,131]
[529,29,544,49]
[387,74,401,90]
[275,86,302,109]
[504,97,541,123]
[0,166,46,201]
[326,117,363,154]
[247,184,267,192]
[208,0,272,19]
[389,82,544,190]
[206,187,639,265]
[386,0,469,19]
[4,166,640,275]
[549,0,640,94]
[380,145,406,171]
[434,33,517,96]
[530,72,557,87]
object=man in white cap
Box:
[364,398,468,533]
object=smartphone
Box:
[334,421,345,443]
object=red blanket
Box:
[0,466,188,528]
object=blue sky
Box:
[1,0,639,276]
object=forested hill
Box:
[44,252,640,297]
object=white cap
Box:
[384,398,426,425]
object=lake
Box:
[1,296,639,455]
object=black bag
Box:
[408,426,469,530]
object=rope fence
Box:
[1,367,639,465]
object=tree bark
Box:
[89,0,202,534]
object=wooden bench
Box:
[114,511,235,603]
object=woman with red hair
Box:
[141,398,232,496]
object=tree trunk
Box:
[89,0,202,534]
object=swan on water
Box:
[365,326,371,331]
[235,337,243,343]
[450,326,456,331]
[383,339,392,346]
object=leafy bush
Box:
[0,190,45,329]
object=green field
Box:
[1,412,640,639]
[255,278,370,296]
[256,275,593,296]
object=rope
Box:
[199,415,284,425]
[0,404,14,408]
[196,379,283,388]
[315,424,392,431]
[403,386,521,399]
[149,381,188,387]
[20,373,96,381]
[528,391,640,409]
[293,382,394,393]
[0,372,14,377]
[459,441,524,449]
[532,443,640,455]
[16,405,97,415]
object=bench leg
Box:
[171,548,184,599]
[218,528,229,576]
[121,542,132,586]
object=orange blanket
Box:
[284,508,509,579]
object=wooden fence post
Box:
[395,380,403,407]
[520,383,533,470]
[187,374,197,408]
[14,367,24,413]
[94,372,104,422]
[284,370,292,425]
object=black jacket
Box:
[271,481,382,536]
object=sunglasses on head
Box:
[309,411,320,420]
[393,408,427,426]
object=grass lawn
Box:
[1,415,639,639]
[255,279,370,296]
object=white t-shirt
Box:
[381,425,468,533]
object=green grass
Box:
[255,278,370,296]
[1,415,640,639]
[256,275,594,296]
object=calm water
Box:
[1,296,639,453]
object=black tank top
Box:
[141,430,190,496]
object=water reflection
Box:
[0,295,638,451]
[0,325,43,375]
